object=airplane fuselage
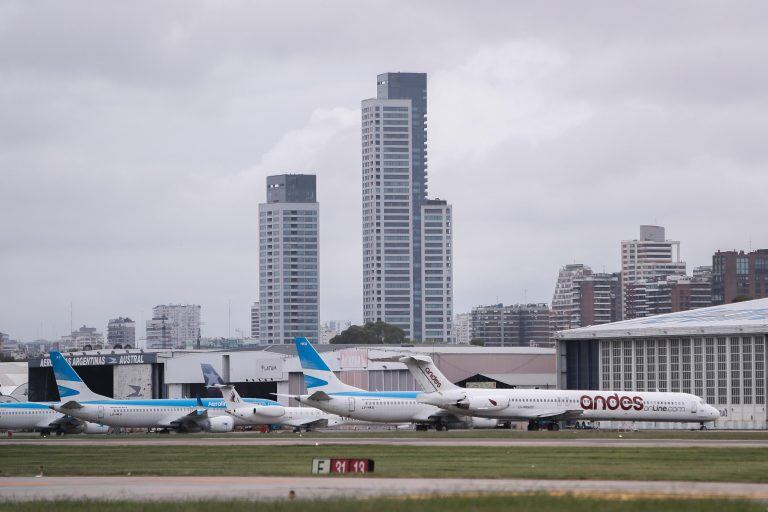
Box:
[54,398,275,429]
[297,391,456,425]
[0,402,68,430]
[425,388,720,423]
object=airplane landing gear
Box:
[527,420,559,431]
[699,422,707,431]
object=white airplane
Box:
[292,338,497,430]
[0,401,109,435]
[389,352,721,430]
[201,363,354,432]
[215,383,352,432]
[46,351,277,433]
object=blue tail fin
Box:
[201,363,225,386]
[49,351,108,402]
[293,338,355,393]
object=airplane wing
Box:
[162,398,209,429]
[281,417,329,428]
[536,409,584,420]
[47,415,82,428]
[412,409,463,424]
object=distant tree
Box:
[469,337,485,346]
[330,321,407,345]
[731,296,753,303]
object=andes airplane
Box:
[0,401,109,435]
[389,353,720,430]
[47,351,281,433]
[202,364,353,432]
[292,338,497,430]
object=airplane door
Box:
[348,398,355,412]
[690,399,697,414]
[98,406,105,420]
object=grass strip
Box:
[1,445,767,482]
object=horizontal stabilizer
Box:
[59,400,83,410]
[306,390,332,401]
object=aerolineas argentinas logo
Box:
[580,393,644,411]
[423,367,442,389]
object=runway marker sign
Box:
[312,458,374,474]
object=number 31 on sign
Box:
[312,458,374,474]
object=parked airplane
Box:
[390,353,720,430]
[46,351,280,433]
[0,401,109,435]
[291,338,497,430]
[202,363,352,432]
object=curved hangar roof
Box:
[555,298,768,340]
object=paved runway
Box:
[3,437,768,448]
[1,476,767,501]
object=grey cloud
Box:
[2,1,767,340]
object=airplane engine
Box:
[250,405,285,418]
[203,415,235,433]
[470,417,499,429]
[417,390,467,408]
[83,422,110,434]
[456,395,510,412]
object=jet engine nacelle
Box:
[202,415,235,433]
[470,417,499,429]
[417,390,467,408]
[230,405,285,419]
[82,422,110,434]
[456,395,510,412]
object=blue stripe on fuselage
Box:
[0,402,55,410]
[76,398,279,407]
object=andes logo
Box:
[580,394,643,411]
[424,367,442,389]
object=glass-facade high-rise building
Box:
[362,72,452,342]
[259,174,319,344]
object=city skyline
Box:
[2,2,768,340]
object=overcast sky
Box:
[2,1,767,342]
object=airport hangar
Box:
[26,345,555,407]
[555,298,768,429]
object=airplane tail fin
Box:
[49,351,109,401]
[398,354,460,394]
[293,337,356,393]
[217,384,243,411]
[201,363,226,387]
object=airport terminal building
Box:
[556,298,768,429]
[27,345,555,408]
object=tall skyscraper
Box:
[259,174,319,344]
[621,225,686,319]
[421,199,453,342]
[362,72,452,341]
